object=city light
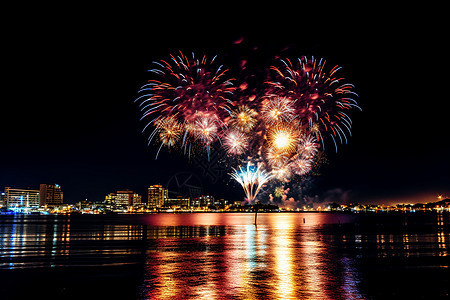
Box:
[2,183,449,215]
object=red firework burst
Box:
[266,56,360,151]
[137,51,235,155]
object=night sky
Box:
[2,5,449,205]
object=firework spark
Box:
[231,105,258,132]
[260,96,296,125]
[230,162,273,202]
[223,129,250,155]
[298,134,319,159]
[266,123,301,155]
[289,158,312,176]
[154,116,183,148]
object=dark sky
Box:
[2,4,449,205]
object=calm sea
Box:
[0,212,448,299]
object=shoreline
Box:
[1,210,449,216]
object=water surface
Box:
[0,212,448,299]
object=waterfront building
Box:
[0,192,5,208]
[215,198,228,207]
[4,187,40,208]
[104,191,142,208]
[191,195,215,208]
[116,190,134,207]
[148,185,168,209]
[165,196,190,209]
[104,193,116,205]
[132,193,142,206]
[39,184,63,208]
[76,200,92,210]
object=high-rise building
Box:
[106,191,142,207]
[148,185,168,209]
[104,193,116,205]
[4,187,40,208]
[132,194,142,206]
[39,184,63,208]
[116,190,134,207]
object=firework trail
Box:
[230,162,273,202]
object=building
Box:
[104,193,116,205]
[148,185,168,209]
[191,195,215,208]
[104,191,142,208]
[4,187,40,208]
[116,190,134,207]
[0,192,5,208]
[165,196,190,209]
[39,184,63,208]
[132,194,142,206]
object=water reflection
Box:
[272,220,295,298]
[140,214,369,299]
[0,212,448,299]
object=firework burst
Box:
[222,129,249,155]
[189,114,220,146]
[230,105,258,132]
[274,186,285,198]
[266,56,360,152]
[154,116,183,148]
[137,51,235,157]
[298,134,319,159]
[260,96,296,125]
[265,148,291,169]
[230,162,273,202]
[266,123,302,155]
[271,165,292,181]
[289,158,312,176]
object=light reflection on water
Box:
[0,212,449,299]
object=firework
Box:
[154,116,183,148]
[289,158,312,176]
[271,165,291,181]
[188,114,220,146]
[223,129,249,155]
[137,50,360,195]
[265,148,290,168]
[298,134,319,159]
[137,51,235,156]
[230,105,258,132]
[266,56,360,152]
[274,186,285,198]
[260,96,296,125]
[230,162,273,202]
[266,123,302,155]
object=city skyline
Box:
[2,181,448,209]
